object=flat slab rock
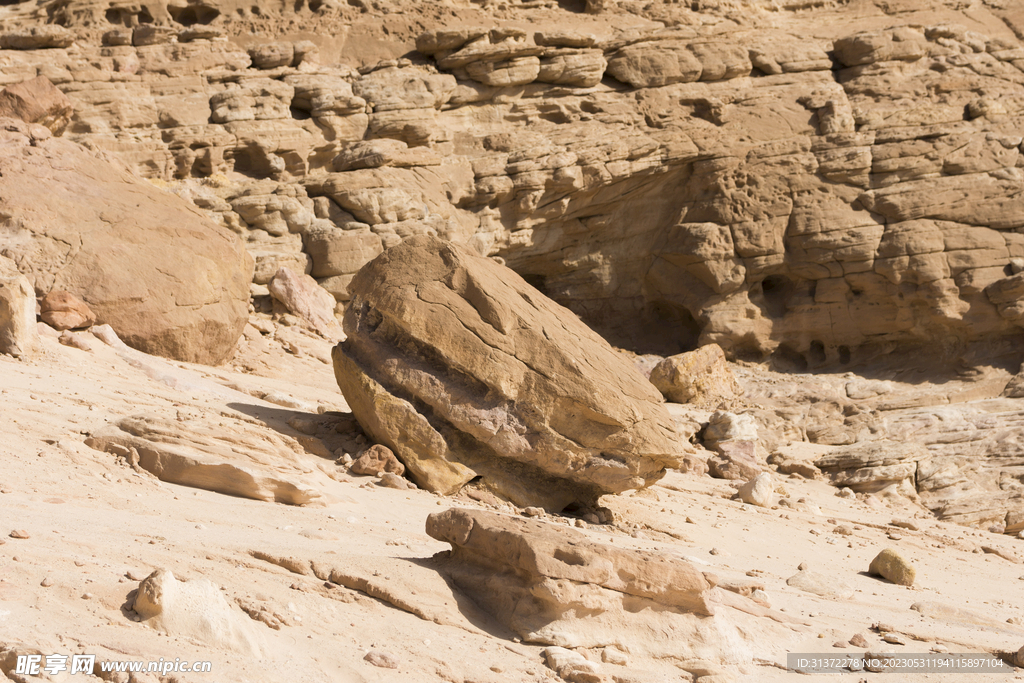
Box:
[426,508,805,661]
[85,414,325,506]
[332,235,686,509]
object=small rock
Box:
[376,472,414,490]
[363,650,398,669]
[350,444,405,477]
[81,592,93,599]
[737,472,773,508]
[890,519,919,531]
[523,507,544,517]
[882,633,906,645]
[9,530,29,539]
[869,548,915,586]
[750,589,770,607]
[601,647,628,665]
[543,646,601,681]
[981,546,1020,563]
[40,577,53,587]
[887,532,902,541]
[1013,645,1024,668]
[798,561,809,570]
[837,487,856,499]
[833,641,847,648]
[834,525,854,536]
[850,633,869,648]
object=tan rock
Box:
[350,444,405,476]
[85,414,325,506]
[0,77,73,135]
[268,267,342,340]
[815,442,927,495]
[0,26,74,49]
[0,119,251,365]
[334,236,686,509]
[649,344,742,405]
[39,291,96,331]
[428,508,797,661]
[133,569,264,657]
[737,472,773,508]
[869,548,915,586]
[0,257,37,358]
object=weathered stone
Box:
[39,291,95,331]
[737,472,773,508]
[350,444,405,476]
[869,548,915,586]
[786,570,854,599]
[707,441,762,481]
[0,257,37,358]
[0,26,74,49]
[0,77,73,135]
[816,442,927,495]
[649,344,742,405]
[268,268,342,339]
[334,236,686,509]
[85,414,326,506]
[134,569,264,657]
[427,508,797,661]
[0,119,251,365]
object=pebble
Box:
[523,507,544,517]
[833,525,853,536]
[709,547,721,556]
[81,593,93,600]
[40,578,53,587]
[833,641,847,648]
[9,530,29,539]
[364,650,398,669]
[882,633,906,645]
[798,561,809,570]
[850,634,869,648]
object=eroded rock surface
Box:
[427,507,800,662]
[334,236,685,509]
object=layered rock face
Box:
[333,235,685,509]
[0,3,1018,369]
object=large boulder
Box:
[333,236,686,509]
[0,119,252,364]
[0,76,73,135]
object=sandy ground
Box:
[2,319,1024,683]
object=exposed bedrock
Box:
[0,11,1019,370]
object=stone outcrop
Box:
[0,12,1013,373]
[649,343,742,406]
[39,290,96,331]
[133,569,264,657]
[0,76,72,134]
[333,236,686,509]
[0,255,37,357]
[0,117,251,365]
[427,508,800,661]
[85,414,327,505]
[815,441,927,496]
